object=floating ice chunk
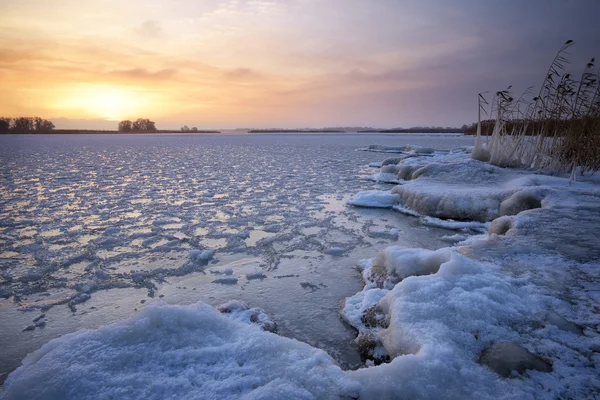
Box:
[420,216,489,232]
[368,162,383,168]
[188,249,215,262]
[2,302,360,399]
[348,191,400,208]
[212,277,238,285]
[368,228,399,240]
[364,173,402,184]
[246,271,267,280]
[325,247,346,256]
[440,233,467,243]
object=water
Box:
[0,133,473,375]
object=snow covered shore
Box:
[2,144,599,399]
[344,145,600,399]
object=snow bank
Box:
[344,245,599,399]
[1,302,360,400]
[342,143,600,399]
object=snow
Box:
[340,142,600,399]
[1,302,360,400]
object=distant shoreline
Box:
[0,129,466,135]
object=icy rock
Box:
[217,300,278,333]
[32,314,45,323]
[373,247,452,281]
[22,325,35,332]
[499,190,542,216]
[381,157,403,166]
[341,287,388,333]
[381,164,400,174]
[489,216,513,235]
[357,333,390,365]
[479,342,552,377]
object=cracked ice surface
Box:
[0,133,472,375]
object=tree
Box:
[0,117,54,133]
[12,117,33,133]
[33,117,54,133]
[118,120,133,132]
[0,118,10,134]
[131,118,157,132]
[181,125,190,132]
[191,127,198,132]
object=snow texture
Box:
[1,302,360,400]
[340,143,600,399]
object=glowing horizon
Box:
[1,0,599,130]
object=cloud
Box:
[222,68,264,80]
[106,68,178,81]
[136,20,164,39]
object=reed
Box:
[472,40,600,180]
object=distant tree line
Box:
[0,117,55,134]
[359,126,466,133]
[118,118,157,132]
[181,125,199,132]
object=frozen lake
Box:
[0,133,473,375]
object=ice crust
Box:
[1,302,360,400]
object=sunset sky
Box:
[1,0,599,129]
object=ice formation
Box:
[2,136,598,399]
[341,143,600,399]
[1,303,359,400]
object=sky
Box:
[1,0,599,130]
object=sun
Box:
[85,88,132,120]
[56,85,148,121]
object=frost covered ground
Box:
[0,133,470,381]
[2,134,598,399]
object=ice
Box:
[363,172,403,184]
[216,300,278,332]
[341,143,600,399]
[347,191,400,208]
[1,302,360,400]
